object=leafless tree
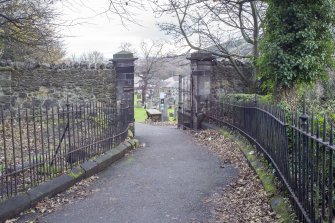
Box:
[69,53,77,63]
[78,51,104,64]
[105,0,145,26]
[135,40,165,106]
[118,42,137,55]
[79,53,88,62]
[87,51,105,64]
[0,0,65,62]
[151,0,267,90]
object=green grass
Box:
[168,108,175,121]
[135,106,177,123]
[134,107,147,122]
[68,167,84,179]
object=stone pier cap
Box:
[187,51,216,61]
[111,51,138,62]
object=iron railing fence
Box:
[177,110,192,129]
[0,101,131,201]
[205,99,334,223]
[178,75,193,129]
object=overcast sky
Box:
[57,0,173,60]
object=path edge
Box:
[0,139,140,222]
[201,122,295,222]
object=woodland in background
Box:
[152,0,335,115]
[1,0,335,114]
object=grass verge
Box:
[135,107,177,123]
[134,107,147,122]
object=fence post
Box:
[187,51,215,130]
[300,95,308,130]
[254,94,258,140]
[65,97,71,168]
[299,95,308,209]
[111,51,137,136]
[178,75,182,128]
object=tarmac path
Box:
[42,123,238,223]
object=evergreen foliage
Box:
[258,0,335,98]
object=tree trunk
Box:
[251,1,259,94]
[141,80,148,106]
[252,42,259,94]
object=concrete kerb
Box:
[0,139,140,222]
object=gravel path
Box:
[39,123,238,223]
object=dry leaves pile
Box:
[6,175,99,223]
[193,130,278,223]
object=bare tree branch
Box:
[151,0,267,89]
[134,40,166,105]
[0,0,65,62]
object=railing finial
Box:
[303,93,306,115]
[300,93,308,128]
[254,93,257,105]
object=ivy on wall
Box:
[258,0,335,99]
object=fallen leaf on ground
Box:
[7,175,99,223]
[192,130,278,223]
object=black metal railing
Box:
[0,100,131,201]
[205,98,334,223]
[178,74,193,129]
[177,109,192,129]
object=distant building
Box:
[161,76,179,89]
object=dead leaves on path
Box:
[6,175,99,223]
[193,130,278,223]
[36,175,99,213]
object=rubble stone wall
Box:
[0,63,116,111]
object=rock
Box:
[24,60,38,69]
[32,98,42,107]
[80,61,89,69]
[0,59,7,67]
[73,62,80,69]
[99,63,106,69]
[6,59,13,67]
[18,92,27,99]
[38,63,51,69]
[22,101,32,109]
[106,62,113,69]
[60,62,67,69]
[43,99,58,109]
[10,96,17,106]
[13,61,24,69]
[128,129,134,138]
[90,63,96,69]
[50,63,58,69]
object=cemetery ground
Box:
[134,107,147,122]
[135,107,176,123]
[6,122,291,223]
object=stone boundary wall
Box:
[0,61,116,111]
[211,60,251,97]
